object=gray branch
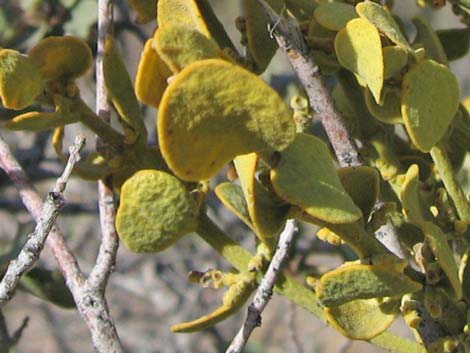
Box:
[0,136,85,307]
[226,220,297,353]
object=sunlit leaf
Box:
[115,170,200,252]
[5,111,79,131]
[383,46,408,79]
[158,58,295,181]
[365,87,403,124]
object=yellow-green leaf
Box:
[115,170,200,252]
[234,153,288,243]
[28,36,92,81]
[383,46,408,79]
[400,164,427,225]
[0,49,43,110]
[135,39,172,108]
[316,263,422,306]
[5,111,79,131]
[242,0,284,72]
[128,0,156,23]
[356,1,411,52]
[215,182,254,230]
[153,24,218,73]
[338,166,380,220]
[158,58,295,181]
[103,35,147,144]
[270,133,362,224]
[335,18,384,103]
[422,221,462,300]
[412,16,448,65]
[401,59,459,152]
[325,298,399,340]
[365,87,403,124]
[313,2,357,31]
[157,0,211,36]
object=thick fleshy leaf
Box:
[313,2,357,31]
[5,111,79,131]
[422,221,462,300]
[158,59,295,181]
[325,298,399,340]
[103,35,146,143]
[234,153,288,242]
[338,166,379,220]
[270,133,362,224]
[19,267,75,308]
[365,87,403,124]
[128,0,156,23]
[242,0,283,72]
[459,250,470,301]
[400,164,427,224]
[412,16,448,65]
[135,39,172,108]
[157,0,211,36]
[335,18,384,103]
[115,170,200,252]
[356,1,411,52]
[0,49,43,110]
[437,28,470,61]
[153,24,218,73]
[28,36,92,81]
[172,277,254,332]
[215,182,254,229]
[383,46,408,79]
[401,59,459,152]
[157,0,235,51]
[316,263,422,306]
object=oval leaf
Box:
[316,263,422,307]
[437,28,470,61]
[270,133,362,224]
[135,39,172,108]
[401,59,460,152]
[313,2,358,31]
[158,58,295,181]
[325,298,399,340]
[412,16,448,65]
[0,49,43,110]
[335,18,384,103]
[365,87,403,124]
[29,36,92,81]
[115,170,200,252]
[157,0,211,37]
[383,46,408,79]
[154,24,219,73]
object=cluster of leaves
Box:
[1,0,470,351]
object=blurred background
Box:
[0,1,468,352]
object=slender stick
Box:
[225,220,297,353]
[87,0,120,293]
[0,136,85,306]
[430,142,470,223]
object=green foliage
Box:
[3,0,470,351]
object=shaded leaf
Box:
[313,2,357,31]
[215,182,254,230]
[437,28,470,61]
[412,16,448,65]
[19,267,75,308]
[128,0,157,23]
[29,36,92,81]
[158,58,295,181]
[383,46,408,79]
[115,170,200,252]
[325,298,399,340]
[0,49,43,110]
[271,133,362,224]
[365,87,403,124]
[316,262,422,307]
[401,59,459,152]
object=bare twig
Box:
[226,220,297,353]
[87,0,120,293]
[0,133,123,352]
[0,136,85,306]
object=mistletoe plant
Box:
[1,0,470,352]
